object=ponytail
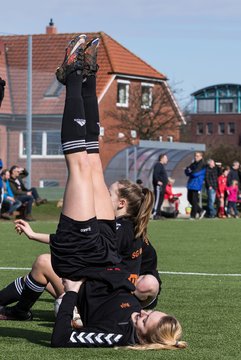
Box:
[134,188,154,239]
[117,180,154,239]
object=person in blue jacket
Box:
[185,152,206,220]
[1,169,22,219]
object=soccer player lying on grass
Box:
[0,34,187,349]
[0,224,161,321]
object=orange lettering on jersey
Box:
[131,247,143,259]
[120,302,131,308]
[128,273,138,286]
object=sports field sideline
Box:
[0,216,240,360]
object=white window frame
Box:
[196,123,204,135]
[116,80,130,108]
[206,122,213,135]
[227,122,235,135]
[218,122,225,135]
[19,131,64,159]
[141,82,154,109]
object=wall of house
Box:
[190,113,241,148]
[99,79,182,169]
[1,78,182,189]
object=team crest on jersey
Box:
[74,118,86,127]
[116,222,121,230]
[120,302,131,309]
[80,226,91,233]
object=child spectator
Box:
[226,180,239,218]
[164,177,182,214]
[216,166,230,218]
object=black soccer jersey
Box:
[116,216,143,286]
[51,283,141,348]
[140,238,162,288]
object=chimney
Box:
[46,18,57,34]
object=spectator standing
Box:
[152,154,168,220]
[185,152,206,220]
[226,180,239,218]
[216,166,230,218]
[205,159,221,218]
[227,161,240,188]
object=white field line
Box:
[0,267,240,277]
[159,271,241,277]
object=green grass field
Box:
[0,204,240,359]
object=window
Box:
[219,99,237,113]
[167,136,173,142]
[45,78,64,97]
[141,84,153,108]
[218,122,225,135]
[228,122,235,135]
[196,123,204,135]
[197,99,215,113]
[117,80,130,107]
[206,122,213,135]
[20,131,63,158]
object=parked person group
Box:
[185,155,241,219]
[0,164,47,221]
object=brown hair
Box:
[1,168,9,177]
[117,179,154,239]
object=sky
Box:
[1,0,241,109]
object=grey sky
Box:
[1,0,241,107]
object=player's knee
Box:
[33,254,51,271]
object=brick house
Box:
[0,22,184,187]
[188,83,241,149]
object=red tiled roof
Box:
[0,32,166,116]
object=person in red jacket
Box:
[216,166,230,218]
[164,178,182,214]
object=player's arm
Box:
[14,219,50,244]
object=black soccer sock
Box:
[61,71,86,154]
[0,277,24,306]
[14,273,45,313]
[82,76,100,153]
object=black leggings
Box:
[187,189,202,218]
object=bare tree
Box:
[104,82,182,144]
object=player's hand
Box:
[14,219,35,239]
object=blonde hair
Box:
[117,179,154,239]
[123,315,187,351]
